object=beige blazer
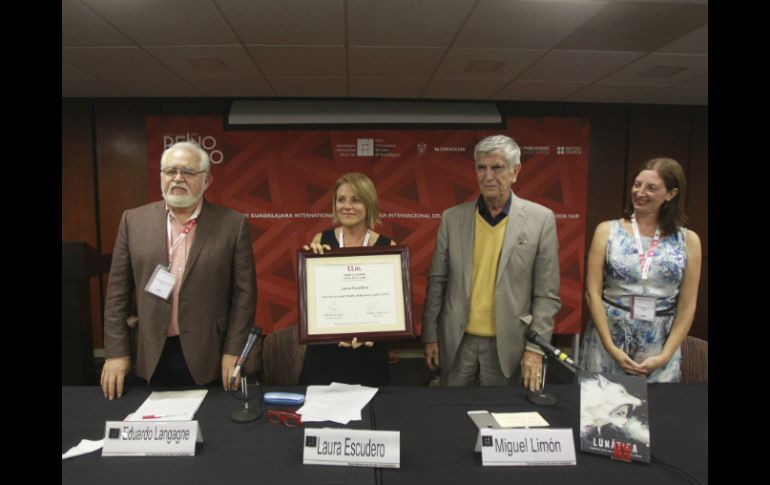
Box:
[421,193,561,379]
[103,200,257,384]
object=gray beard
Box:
[163,191,199,209]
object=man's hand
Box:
[424,342,440,370]
[520,350,543,392]
[221,353,239,391]
[101,356,130,400]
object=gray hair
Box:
[160,141,210,172]
[473,135,521,169]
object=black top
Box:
[299,229,393,387]
[320,228,393,248]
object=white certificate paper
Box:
[305,253,406,337]
[314,262,396,327]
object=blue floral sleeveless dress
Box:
[580,219,687,382]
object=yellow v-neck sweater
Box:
[466,211,508,337]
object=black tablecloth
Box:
[62,386,375,485]
[63,384,707,485]
[373,384,707,485]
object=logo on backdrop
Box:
[356,138,374,156]
[522,145,551,155]
[353,138,400,158]
[163,133,224,164]
[557,146,583,155]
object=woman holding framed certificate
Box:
[298,173,397,387]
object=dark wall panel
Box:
[95,100,160,255]
[62,99,96,244]
[687,108,708,258]
[62,99,104,346]
[687,108,708,341]
[625,105,693,210]
[583,105,629,239]
[692,258,707,340]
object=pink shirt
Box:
[166,201,202,337]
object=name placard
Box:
[480,428,576,466]
[303,428,400,468]
[102,421,203,457]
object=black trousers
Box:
[150,336,213,388]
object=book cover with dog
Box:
[579,372,650,463]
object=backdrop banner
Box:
[147,116,589,335]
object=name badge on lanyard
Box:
[145,265,176,300]
[144,217,197,301]
[631,296,656,322]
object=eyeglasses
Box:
[161,167,207,178]
[267,409,302,428]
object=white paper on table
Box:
[491,411,550,428]
[62,439,104,460]
[124,390,208,421]
[297,382,378,424]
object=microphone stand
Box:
[527,354,558,406]
[230,375,263,423]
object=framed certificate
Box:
[297,245,414,344]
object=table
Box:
[63,384,707,485]
[373,384,707,485]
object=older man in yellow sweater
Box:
[422,135,561,391]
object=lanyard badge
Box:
[145,217,197,301]
[629,215,659,322]
[145,265,176,300]
[631,296,656,322]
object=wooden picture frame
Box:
[297,245,414,344]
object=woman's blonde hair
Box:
[332,172,381,229]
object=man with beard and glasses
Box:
[100,141,257,399]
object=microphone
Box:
[230,326,262,386]
[525,329,579,373]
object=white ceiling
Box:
[62,0,708,105]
